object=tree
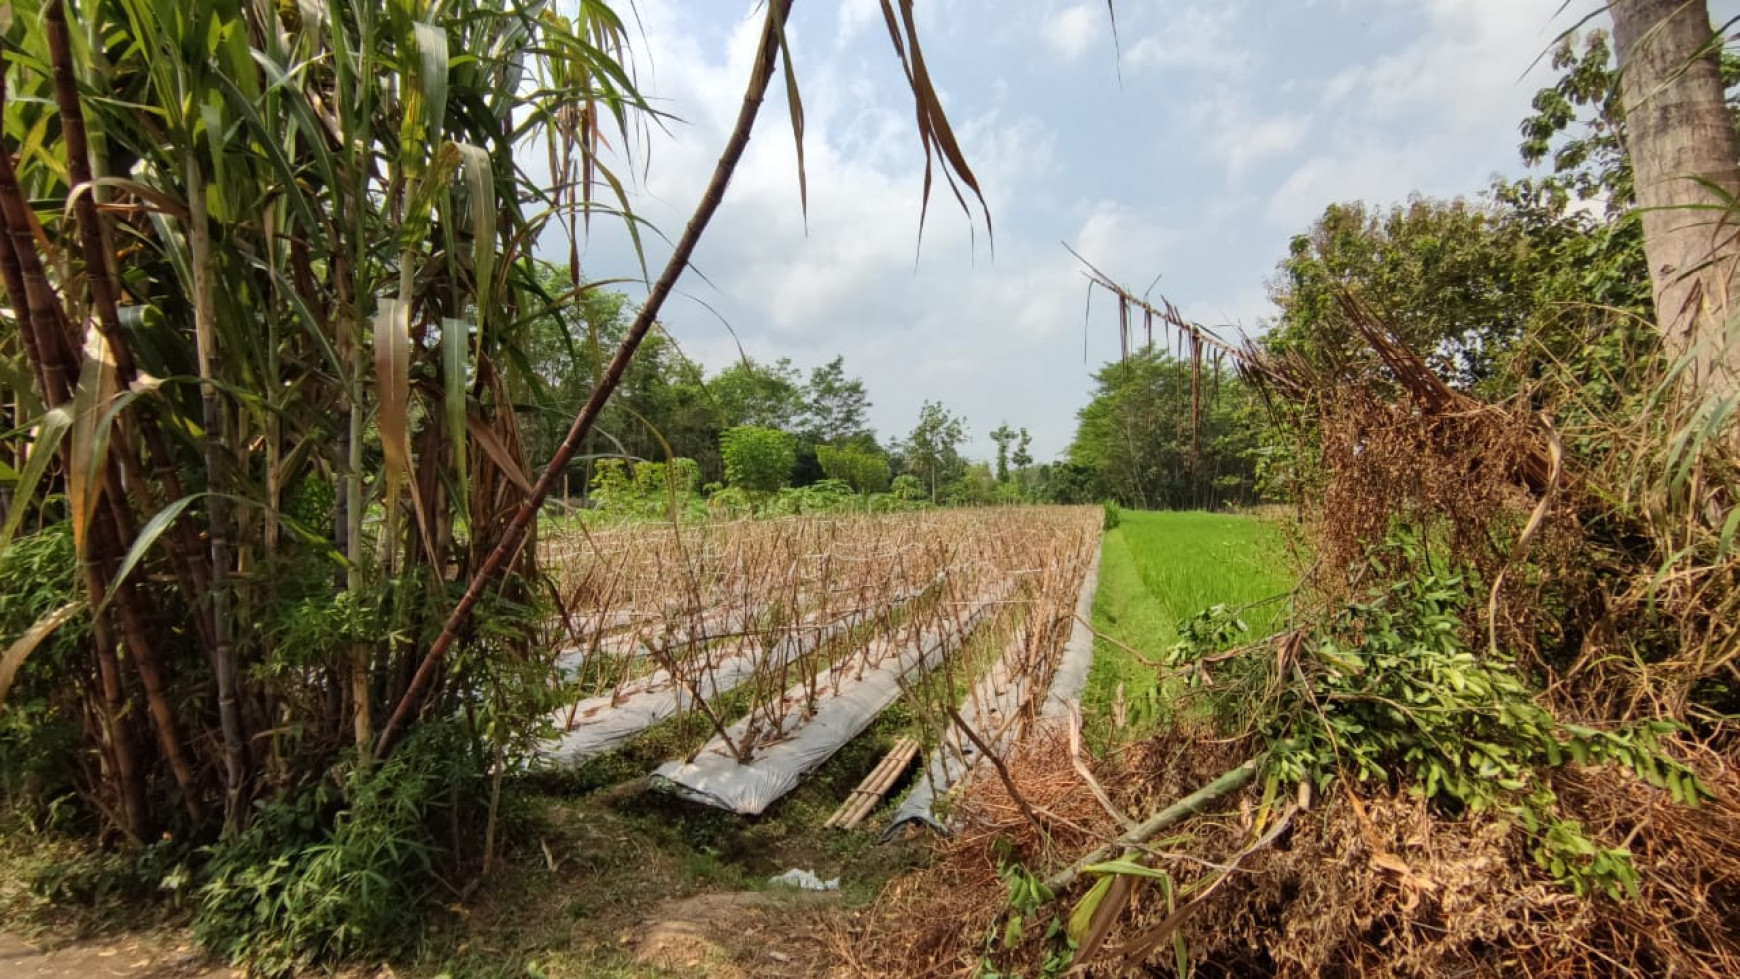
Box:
[890,474,926,501]
[901,401,967,502]
[1608,0,1740,398]
[518,264,727,487]
[720,426,796,493]
[1267,197,1540,388]
[989,424,1017,482]
[1519,30,1634,211]
[941,462,998,505]
[1066,350,1262,510]
[1013,428,1034,471]
[816,443,891,494]
[709,357,803,430]
[802,356,872,442]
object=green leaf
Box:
[1083,859,1175,882]
[97,494,202,618]
[1067,875,1113,946]
[442,317,470,517]
[0,407,73,552]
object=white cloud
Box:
[1218,116,1309,176]
[1043,4,1104,62]
[836,0,880,48]
[1267,0,1565,230]
[1188,87,1311,177]
[1073,202,1177,287]
[1126,4,1251,75]
[551,0,1614,461]
[1266,145,1423,228]
[1319,0,1555,131]
[575,0,1104,459]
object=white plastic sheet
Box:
[890,535,1103,834]
[885,641,1034,833]
[1041,538,1102,717]
[546,586,935,766]
[551,611,854,764]
[649,602,995,815]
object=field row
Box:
[536,507,1104,818]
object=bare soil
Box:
[0,932,236,979]
[626,890,841,978]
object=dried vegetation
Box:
[844,294,1740,978]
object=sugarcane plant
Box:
[0,0,648,843]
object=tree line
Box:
[520,273,1058,509]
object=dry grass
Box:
[845,723,1740,978]
[846,296,1740,978]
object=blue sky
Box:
[569,1,1691,461]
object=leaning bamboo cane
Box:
[374,0,798,759]
[1042,757,1261,894]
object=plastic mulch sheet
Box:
[546,586,935,766]
[1040,539,1102,717]
[648,601,996,815]
[888,537,1103,833]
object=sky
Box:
[562,0,1705,462]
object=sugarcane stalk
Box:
[183,145,245,826]
[374,0,799,759]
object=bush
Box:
[587,457,704,520]
[1101,501,1122,530]
[0,524,89,823]
[193,726,481,975]
[1165,546,1708,899]
[720,426,796,493]
[816,443,891,494]
[890,474,925,501]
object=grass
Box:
[1085,510,1294,743]
[405,702,932,978]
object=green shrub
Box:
[1165,546,1708,899]
[720,426,796,493]
[587,457,704,520]
[0,524,88,823]
[1101,501,1122,530]
[816,443,891,494]
[890,474,925,501]
[193,726,479,975]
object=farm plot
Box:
[536,507,1102,818]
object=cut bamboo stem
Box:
[1043,757,1260,894]
[825,737,920,830]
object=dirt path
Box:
[628,890,842,978]
[0,933,237,979]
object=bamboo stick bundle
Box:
[824,737,921,830]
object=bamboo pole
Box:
[825,736,920,829]
[1043,757,1260,893]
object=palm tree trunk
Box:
[1609,0,1740,399]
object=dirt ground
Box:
[0,890,843,979]
[0,932,238,979]
[626,890,843,978]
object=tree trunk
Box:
[1609,0,1740,398]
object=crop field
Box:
[1086,510,1294,739]
[532,506,1103,817]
